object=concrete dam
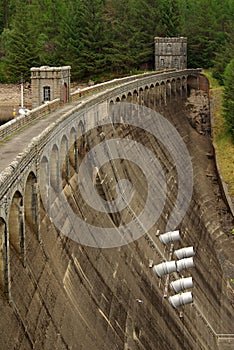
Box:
[0,69,233,350]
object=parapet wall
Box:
[0,99,60,140]
[0,68,193,142]
[0,70,175,141]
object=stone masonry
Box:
[155,37,187,70]
[30,66,71,109]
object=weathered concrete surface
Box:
[0,97,233,349]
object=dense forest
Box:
[0,0,233,135]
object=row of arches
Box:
[110,76,187,110]
[0,171,38,299]
[40,120,88,203]
[0,71,197,299]
[33,77,189,248]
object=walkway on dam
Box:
[0,99,83,174]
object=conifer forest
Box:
[0,0,233,136]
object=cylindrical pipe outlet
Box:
[153,261,177,277]
[174,246,195,259]
[169,291,193,308]
[170,277,194,293]
[159,230,181,244]
[176,257,195,272]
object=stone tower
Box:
[30,66,71,109]
[154,37,187,70]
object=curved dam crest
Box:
[0,70,233,350]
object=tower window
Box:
[174,58,178,68]
[167,44,172,53]
[43,86,51,102]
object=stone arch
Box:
[155,83,160,105]
[120,95,127,120]
[114,97,121,122]
[127,92,132,103]
[138,88,144,106]
[125,92,133,116]
[182,76,187,99]
[176,77,182,97]
[166,80,171,103]
[149,84,155,108]
[109,100,115,123]
[40,156,50,213]
[119,95,127,123]
[77,121,85,166]
[50,144,59,190]
[171,79,176,100]
[69,127,78,174]
[121,94,126,103]
[160,81,166,105]
[24,171,39,235]
[0,217,9,297]
[144,86,149,107]
[8,190,25,264]
[133,90,138,104]
[60,135,69,183]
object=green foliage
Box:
[0,0,232,82]
[0,60,8,82]
[1,1,39,81]
[223,59,234,141]
[212,27,234,84]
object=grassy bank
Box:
[203,70,234,198]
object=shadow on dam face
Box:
[0,98,233,350]
[40,102,193,249]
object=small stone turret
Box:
[155,37,187,70]
[30,66,71,109]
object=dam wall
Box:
[0,70,233,349]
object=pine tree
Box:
[29,0,67,66]
[1,0,39,81]
[212,0,234,82]
[223,58,234,141]
[0,0,233,82]
[102,0,134,75]
[127,0,161,70]
[157,0,181,36]
[59,0,107,80]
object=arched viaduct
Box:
[0,69,233,350]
